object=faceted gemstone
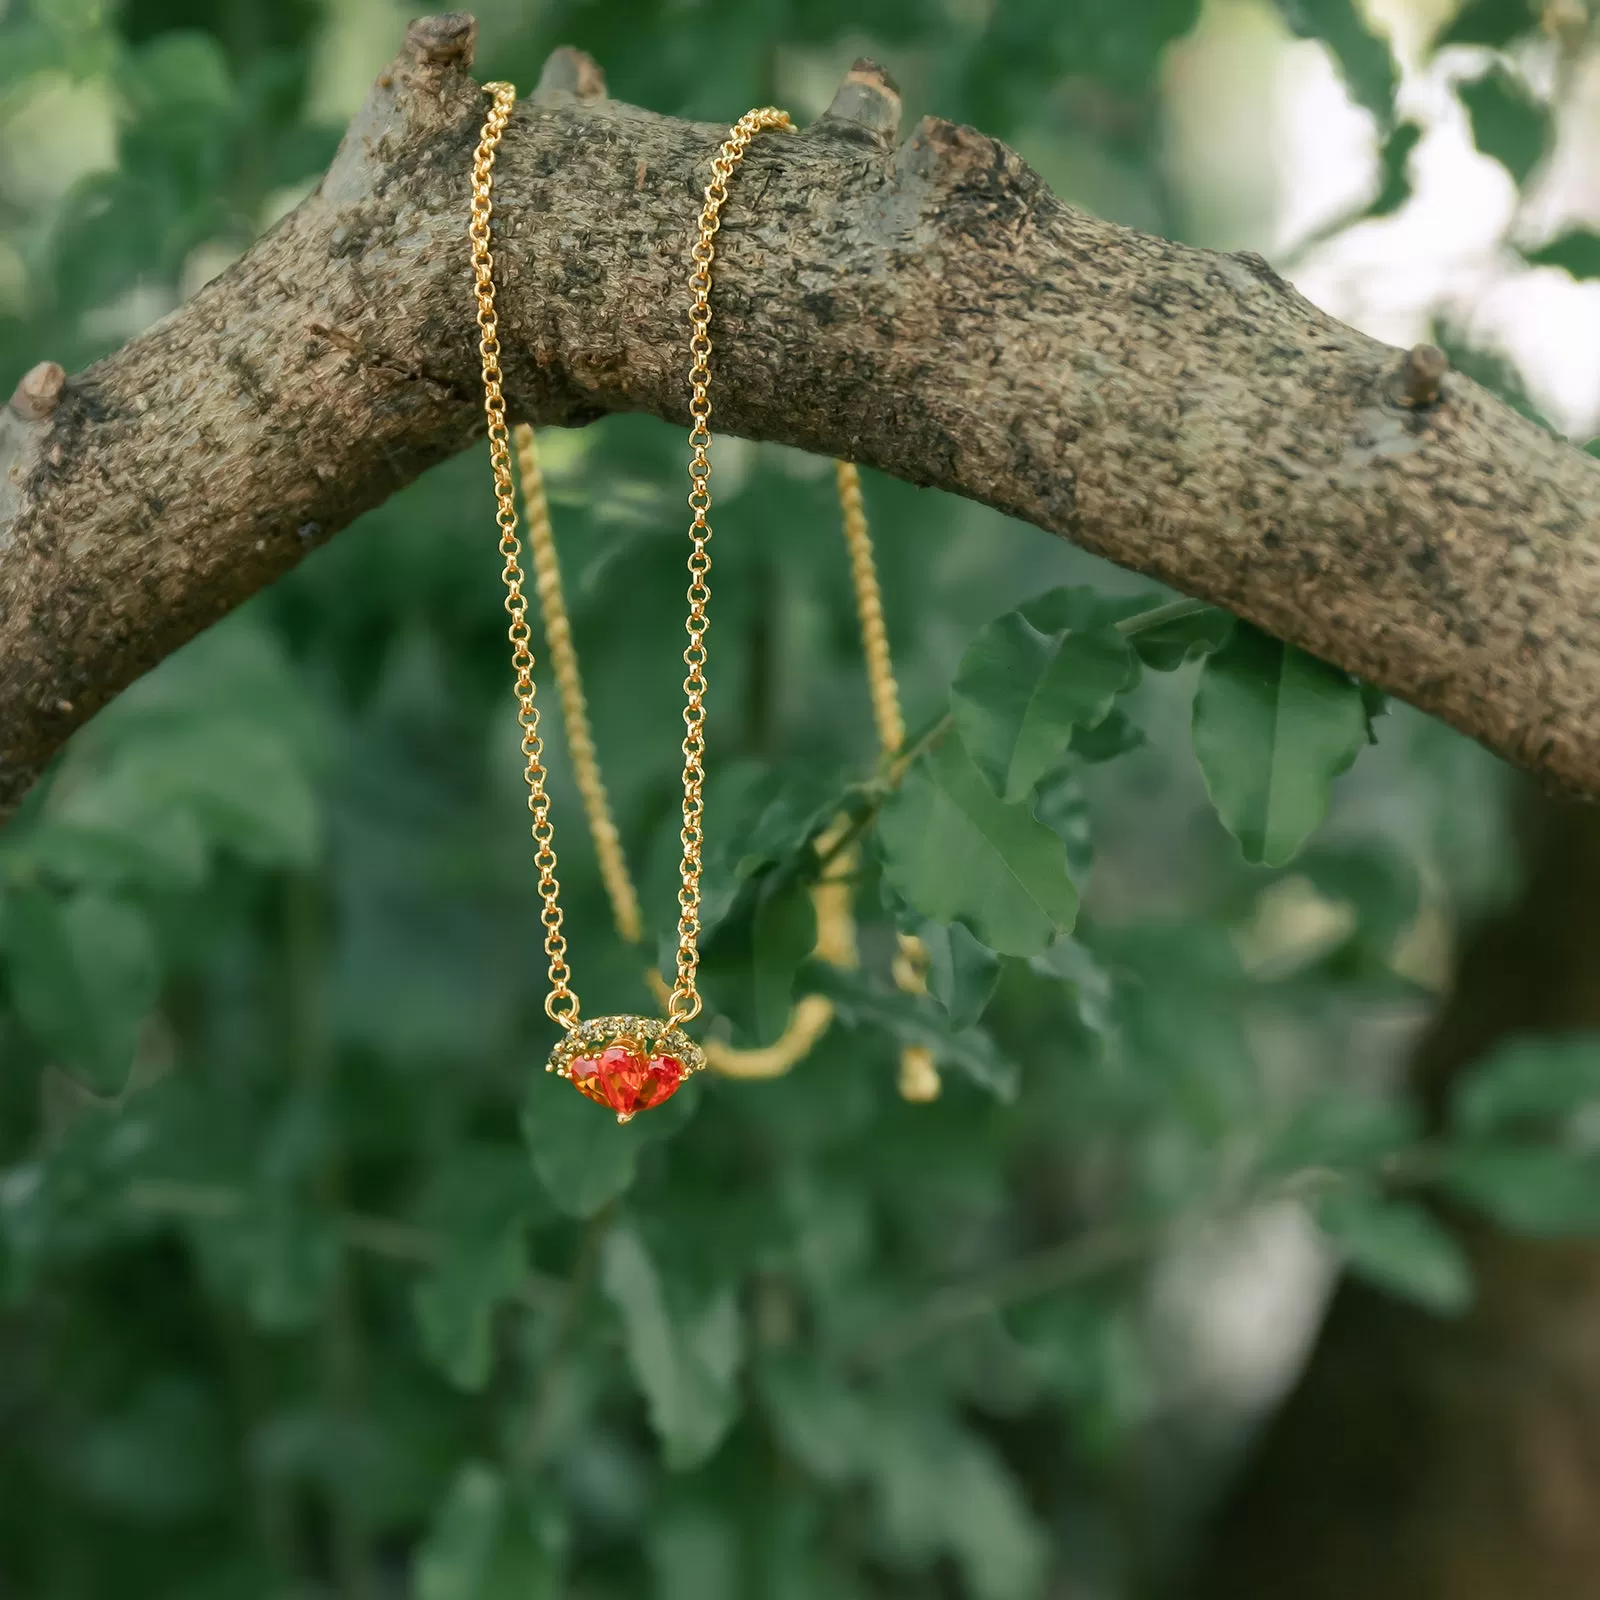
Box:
[566,1051,620,1113]
[567,1040,685,1123]
[646,1054,685,1105]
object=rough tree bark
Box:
[4,11,1600,815]
[1192,794,1600,1600]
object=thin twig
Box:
[813,595,1219,880]
[1114,596,1216,636]
[846,1222,1154,1368]
[122,1180,564,1311]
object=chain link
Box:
[479,93,928,1094]
[669,105,793,1026]
[472,85,790,1033]
[471,82,579,1029]
[513,422,643,948]
[837,462,937,1100]
[835,461,905,757]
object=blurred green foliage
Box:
[3,0,1598,1596]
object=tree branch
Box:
[5,11,1600,812]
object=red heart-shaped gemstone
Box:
[568,1041,685,1122]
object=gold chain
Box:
[472,81,577,1028]
[836,460,905,756]
[476,86,933,1092]
[512,424,643,947]
[472,84,791,1032]
[673,106,794,1025]
[514,421,935,1093]
[837,463,937,1101]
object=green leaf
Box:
[600,1225,743,1470]
[1007,1299,1146,1462]
[690,764,846,939]
[1016,586,1147,635]
[412,1221,528,1391]
[1262,1093,1419,1178]
[1460,68,1548,185]
[751,882,816,1041]
[960,0,1203,116]
[1523,229,1600,281]
[647,1498,740,1600]
[1451,1035,1600,1135]
[1439,1144,1600,1235]
[1032,768,1093,884]
[1069,707,1146,763]
[1,820,205,895]
[1279,0,1397,124]
[521,1072,693,1221]
[1273,837,1425,995]
[0,22,66,95]
[416,1463,562,1600]
[804,962,1018,1098]
[1191,623,1372,867]
[877,738,1078,956]
[920,922,1002,1032]
[1370,121,1422,217]
[1436,0,1537,49]
[150,1093,343,1332]
[66,1376,227,1522]
[0,1084,190,1293]
[1,887,157,1094]
[952,613,1138,801]
[52,719,319,873]
[761,1369,1047,1600]
[413,1144,542,1237]
[121,31,234,113]
[759,1360,876,1485]
[188,1197,339,1332]
[866,1409,1049,1600]
[417,1464,504,1600]
[700,875,817,1046]
[1315,1188,1472,1313]
[1124,606,1232,671]
[1296,839,1421,947]
[1028,938,1116,1042]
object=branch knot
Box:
[815,58,902,146]
[535,46,607,103]
[1397,343,1449,409]
[404,12,476,73]
[8,361,65,423]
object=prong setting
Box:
[546,1015,705,1078]
[546,1015,705,1121]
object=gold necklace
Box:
[472,83,933,1120]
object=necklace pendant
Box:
[547,1015,706,1124]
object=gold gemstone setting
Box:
[545,1016,707,1123]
